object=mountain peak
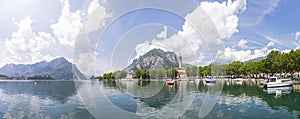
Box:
[0,57,86,80]
[125,48,179,71]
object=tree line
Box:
[96,49,300,80]
[184,49,300,78]
[97,68,178,80]
[97,70,127,80]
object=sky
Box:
[0,0,299,76]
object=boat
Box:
[263,77,293,88]
[205,78,216,83]
[166,80,175,85]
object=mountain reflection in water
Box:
[0,79,299,118]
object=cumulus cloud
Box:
[83,1,111,34]
[0,0,110,76]
[134,0,247,65]
[237,39,248,49]
[267,41,274,47]
[222,43,279,62]
[156,26,167,39]
[200,0,246,39]
[88,0,100,15]
[3,16,56,66]
[50,0,82,49]
[73,0,112,75]
[223,47,251,62]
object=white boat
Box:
[205,78,216,83]
[263,77,293,88]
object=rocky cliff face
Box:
[125,49,179,70]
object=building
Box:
[177,53,186,78]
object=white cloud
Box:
[267,41,274,47]
[88,0,100,15]
[0,0,111,76]
[50,0,82,49]
[156,26,167,39]
[3,16,56,66]
[73,0,111,75]
[83,1,111,34]
[223,47,251,62]
[295,31,300,41]
[134,0,247,65]
[200,0,246,39]
[221,40,282,62]
[237,39,248,49]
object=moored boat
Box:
[263,77,293,88]
[166,80,175,85]
[205,78,216,83]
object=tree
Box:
[149,70,156,79]
[202,65,211,77]
[198,66,204,78]
[227,61,243,78]
[113,70,127,79]
[239,61,258,78]
[190,66,198,77]
[185,67,190,77]
[166,68,178,79]
[98,76,103,80]
[156,69,166,79]
[134,70,142,79]
[90,75,96,79]
[266,50,281,75]
[103,72,113,79]
[141,70,149,79]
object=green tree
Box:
[190,66,198,77]
[141,70,150,79]
[134,70,142,79]
[166,68,178,79]
[185,67,190,77]
[156,69,166,79]
[226,61,243,78]
[149,70,156,79]
[198,66,204,78]
[113,70,127,79]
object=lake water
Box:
[0,79,299,119]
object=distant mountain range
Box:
[0,57,87,80]
[125,49,179,71]
[243,56,266,63]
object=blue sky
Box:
[0,0,299,75]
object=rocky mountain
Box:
[125,48,179,71]
[0,57,87,80]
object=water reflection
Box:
[0,79,299,118]
[101,79,300,118]
[0,81,76,102]
[0,80,93,119]
[263,86,293,98]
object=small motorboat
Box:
[166,80,175,85]
[205,78,216,83]
[263,77,293,88]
